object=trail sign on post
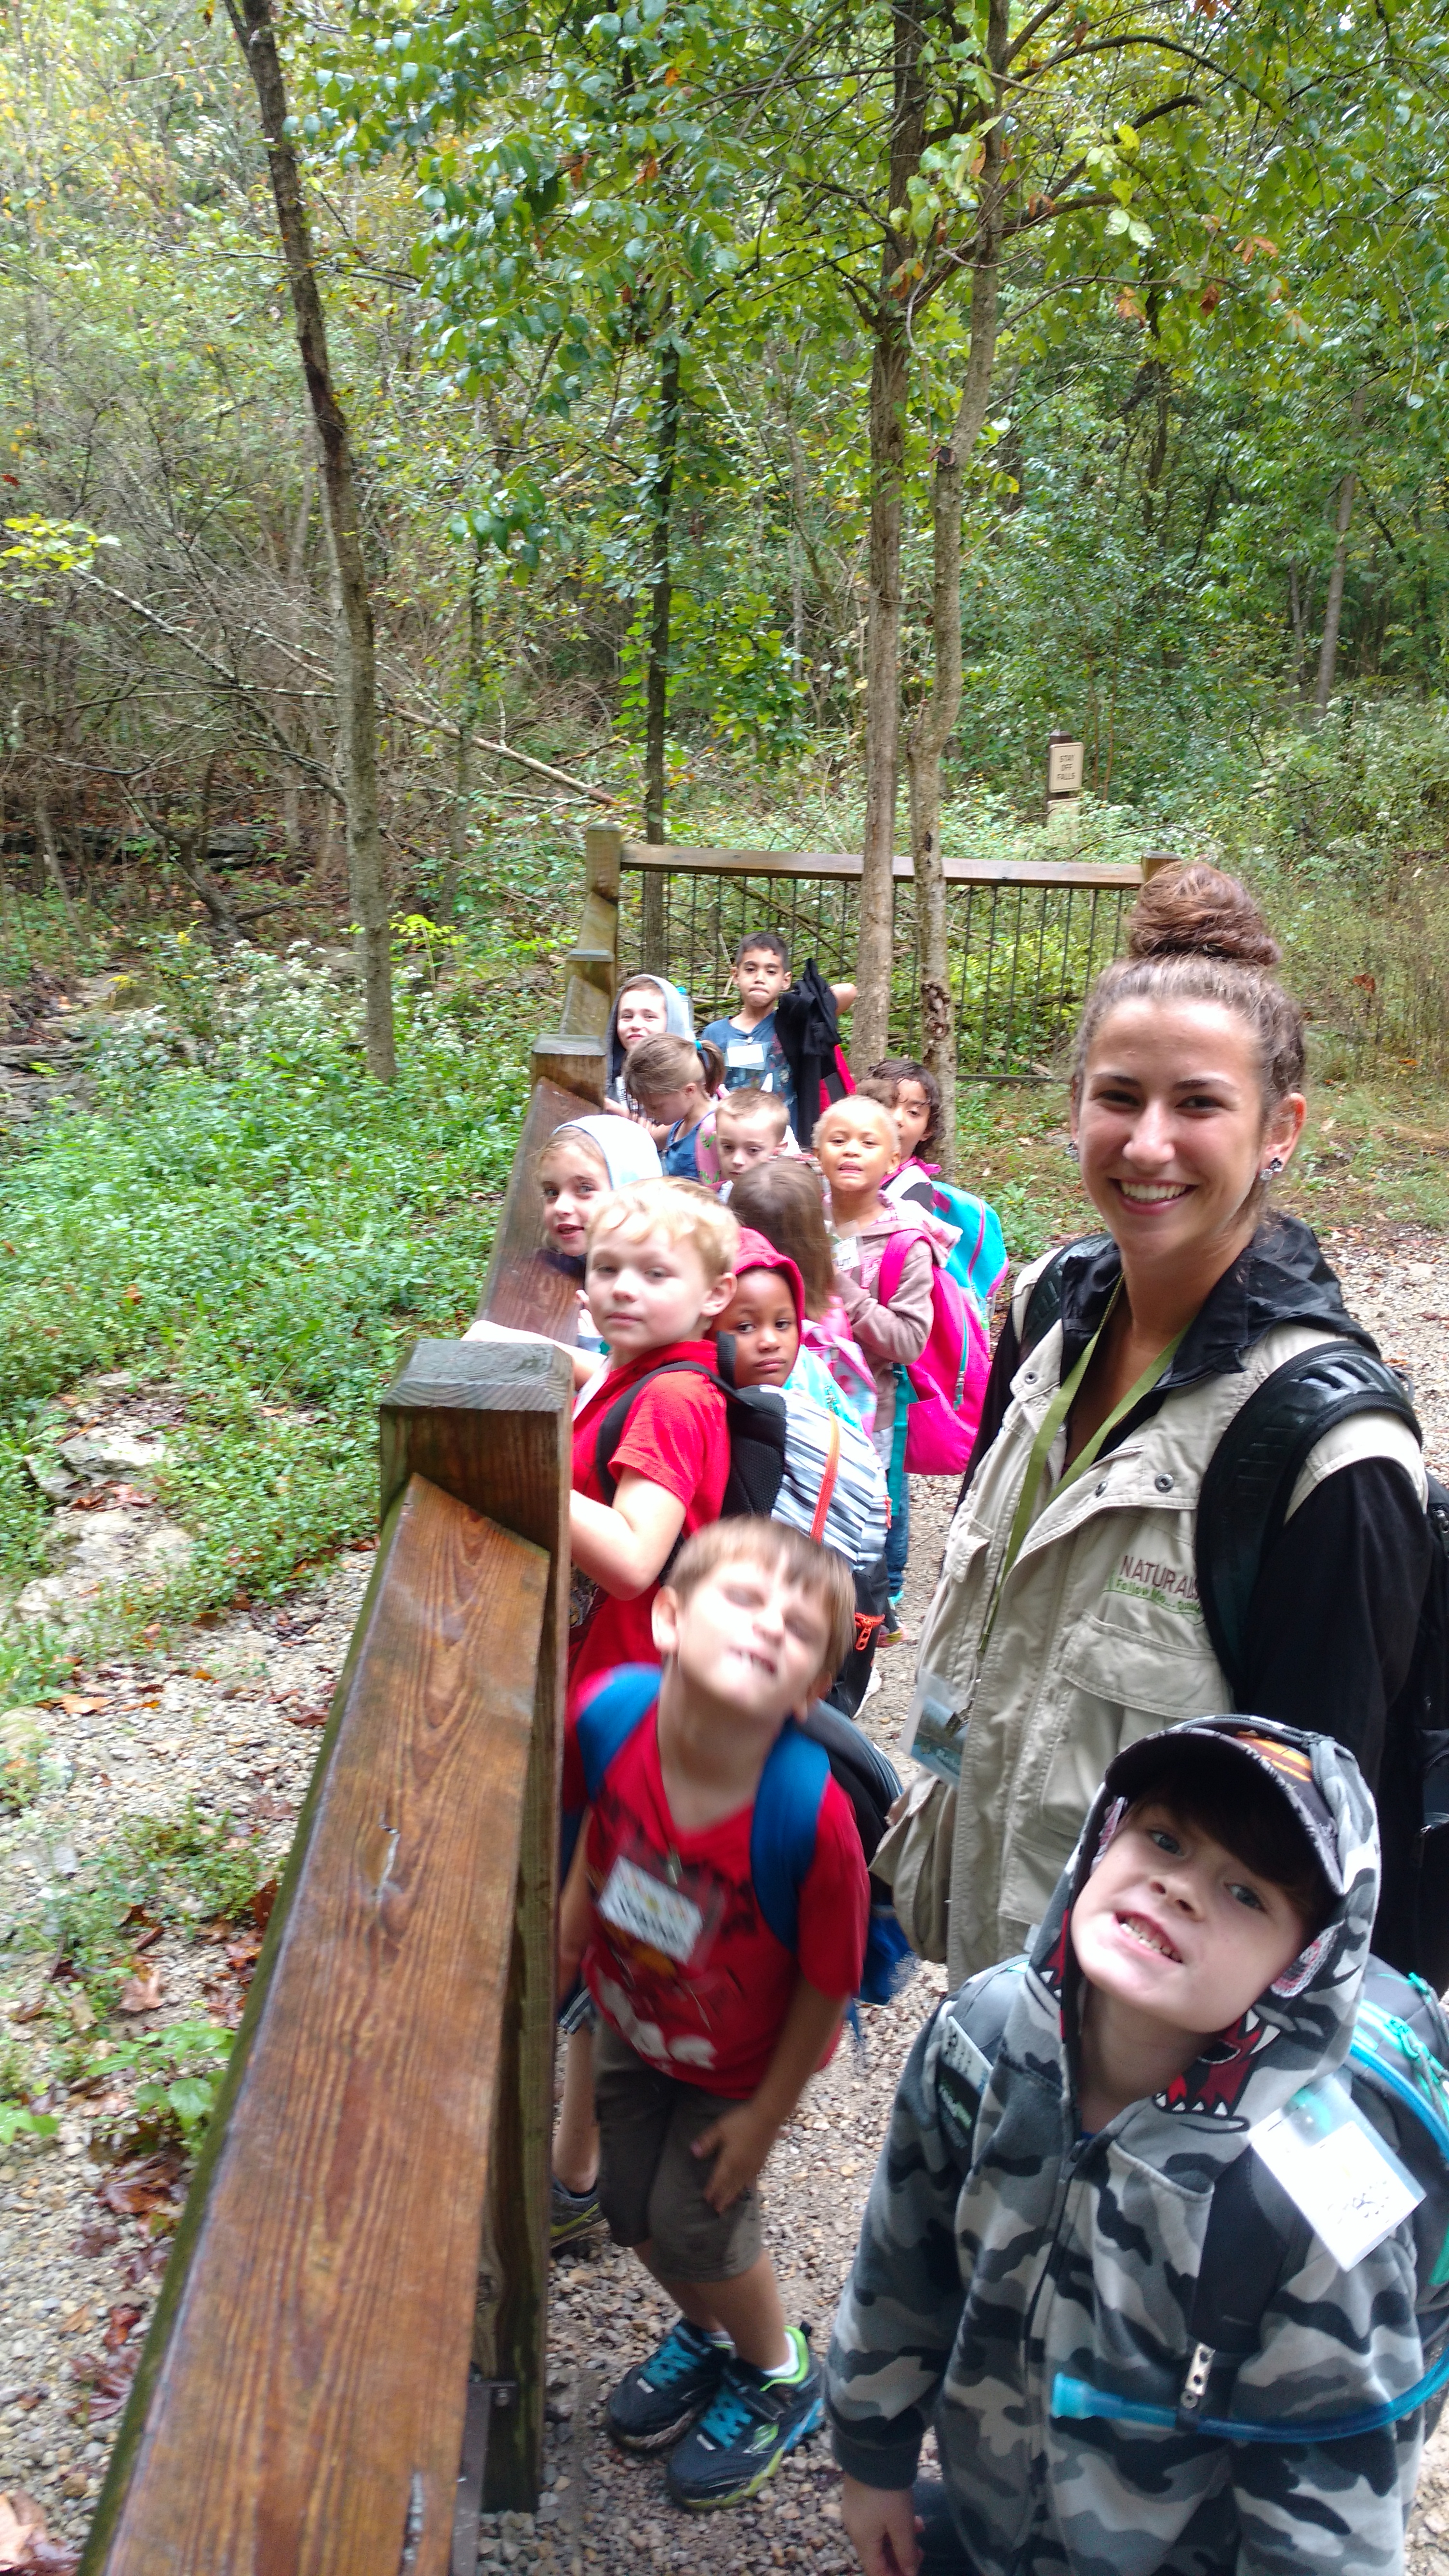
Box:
[1046,733,1085,818]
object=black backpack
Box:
[1021,1248,1449,1849]
[593,1358,788,1545]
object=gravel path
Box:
[2,1221,1447,2571]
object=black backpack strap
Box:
[1179,2147,1311,2425]
[798,1698,902,1868]
[594,1361,701,1507]
[1196,1345,1422,1699]
[1019,1234,1114,1356]
[593,1358,787,1524]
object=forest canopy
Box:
[0,0,1446,1025]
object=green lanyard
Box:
[981,1293,1186,1656]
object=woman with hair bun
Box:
[886,860,1436,1983]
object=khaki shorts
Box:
[593,2021,764,2283]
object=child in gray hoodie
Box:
[829,1717,1432,2576]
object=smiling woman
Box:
[885,862,1440,1986]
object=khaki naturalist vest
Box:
[908,1250,1427,1987]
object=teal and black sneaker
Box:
[665,2325,821,2509]
[549,2177,604,2251]
[605,2319,731,2452]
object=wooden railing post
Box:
[560,825,621,1037]
[531,1033,607,1103]
[379,1336,573,2511]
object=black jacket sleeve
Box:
[1241,1456,1435,1974]
[1240,1457,1431,1784]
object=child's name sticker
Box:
[727,1039,766,1070]
[1249,2077,1423,2271]
[599,1856,704,1965]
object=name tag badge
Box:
[1249,2077,1423,2270]
[906,1668,966,1784]
[727,1040,766,1070]
[599,1855,705,1965]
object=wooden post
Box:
[530,1033,607,1104]
[379,1337,573,2509]
[1140,850,1178,881]
[561,827,621,1034]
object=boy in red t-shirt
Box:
[554,1176,740,2247]
[559,1521,868,2512]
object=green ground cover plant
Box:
[0,932,533,1701]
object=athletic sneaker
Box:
[882,1597,914,1646]
[665,2325,821,2509]
[604,2319,730,2451]
[550,2177,603,2250]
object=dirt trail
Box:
[2,1223,1447,2570]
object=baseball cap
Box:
[1102,1717,1343,1896]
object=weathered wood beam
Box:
[80,1472,551,2576]
[620,840,1143,888]
[379,1336,573,2509]
[475,1073,606,1332]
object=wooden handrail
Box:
[81,824,620,2570]
[80,1339,573,2575]
[620,838,1143,888]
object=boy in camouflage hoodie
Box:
[828,1717,1426,2576]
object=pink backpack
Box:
[876,1229,992,1475]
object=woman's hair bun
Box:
[1127,859,1280,970]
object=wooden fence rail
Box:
[614,833,1148,1079]
[79,1337,573,2576]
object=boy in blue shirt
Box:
[702,932,796,1107]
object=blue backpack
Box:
[932,1181,1008,1320]
[575,1665,915,2010]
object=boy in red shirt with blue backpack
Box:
[559,1519,869,2511]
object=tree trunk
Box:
[902,0,1006,1173]
[281,478,311,859]
[167,760,251,953]
[444,533,485,919]
[640,332,680,967]
[1314,382,1367,717]
[227,0,395,1078]
[855,0,928,1065]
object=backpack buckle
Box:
[1179,2342,1215,2415]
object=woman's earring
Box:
[1064,1139,1080,1161]
[1259,1155,1284,1180]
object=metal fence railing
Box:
[617,844,1144,1079]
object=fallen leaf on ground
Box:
[119,2238,168,2289]
[117,1966,163,2014]
[0,2492,44,2571]
[71,2220,119,2257]
[73,2349,138,2423]
[251,1877,278,1931]
[55,1695,105,1717]
[282,1702,326,1728]
[0,2490,77,2573]
[97,2149,183,2217]
[58,2309,92,2336]
[104,2305,143,2352]
[109,1485,155,1509]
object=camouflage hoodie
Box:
[828,1721,1423,2576]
